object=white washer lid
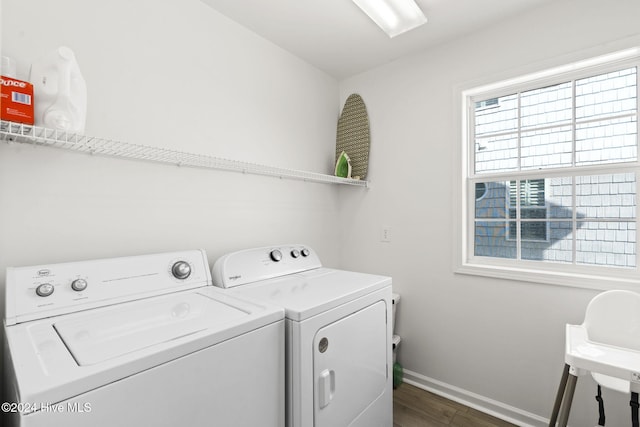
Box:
[5,287,284,406]
[54,292,246,366]
[230,267,391,321]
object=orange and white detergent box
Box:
[1,75,34,125]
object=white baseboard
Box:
[401,369,549,427]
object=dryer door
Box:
[313,300,388,426]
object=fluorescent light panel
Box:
[352,0,427,38]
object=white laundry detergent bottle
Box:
[30,46,87,132]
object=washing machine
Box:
[211,244,392,427]
[3,250,284,427]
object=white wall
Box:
[0,0,343,270]
[338,0,640,425]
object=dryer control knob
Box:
[291,249,300,258]
[71,278,88,292]
[36,283,55,297]
[172,261,192,280]
[301,248,310,257]
[270,250,283,262]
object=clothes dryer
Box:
[4,250,284,427]
[212,244,392,427]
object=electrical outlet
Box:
[381,226,392,243]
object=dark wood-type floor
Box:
[394,383,518,427]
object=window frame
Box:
[456,48,640,291]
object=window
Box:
[475,182,488,200]
[507,179,548,242]
[460,50,640,289]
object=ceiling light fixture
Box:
[352,0,427,38]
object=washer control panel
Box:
[5,249,211,325]
[211,244,322,288]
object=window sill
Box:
[455,262,640,292]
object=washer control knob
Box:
[301,248,310,257]
[270,250,283,262]
[71,279,88,292]
[291,249,300,258]
[172,261,192,280]
[36,283,55,297]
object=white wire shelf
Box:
[0,120,369,187]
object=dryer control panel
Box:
[211,244,322,288]
[5,249,212,325]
